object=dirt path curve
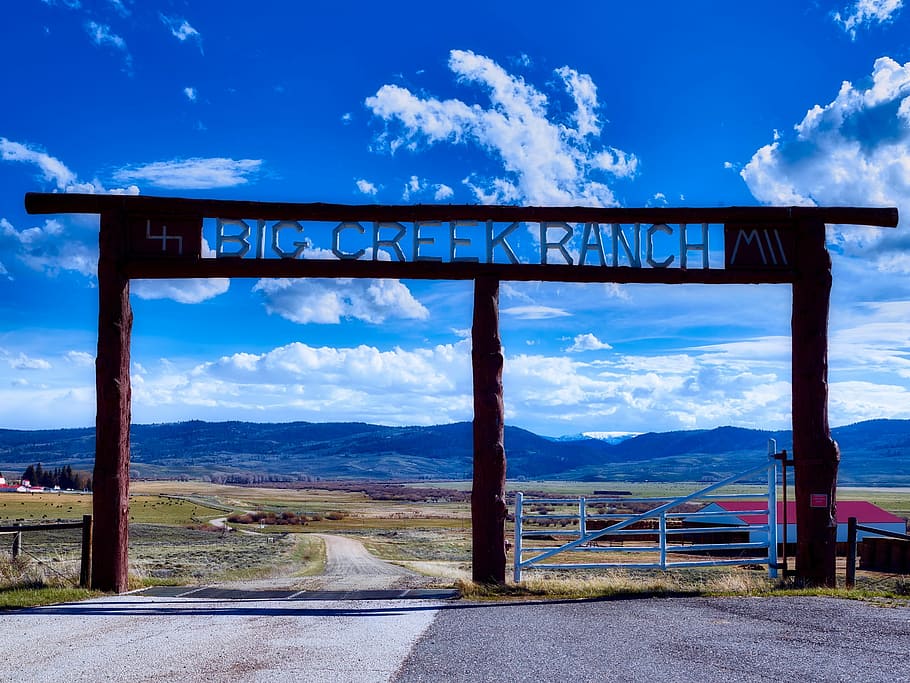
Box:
[208,516,264,536]
[213,533,429,592]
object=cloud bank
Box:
[741,57,910,261]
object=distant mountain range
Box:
[1,419,910,484]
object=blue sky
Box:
[2,0,910,436]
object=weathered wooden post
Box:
[792,220,839,587]
[846,516,858,588]
[94,210,132,593]
[80,514,93,589]
[11,524,21,559]
[471,275,507,584]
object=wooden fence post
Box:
[80,514,93,589]
[471,276,507,584]
[12,524,21,559]
[792,220,839,587]
[846,516,857,588]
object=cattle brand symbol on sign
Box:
[128,216,202,259]
[724,224,794,269]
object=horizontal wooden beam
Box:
[125,257,795,284]
[0,521,86,532]
[25,193,898,228]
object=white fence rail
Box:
[514,446,781,582]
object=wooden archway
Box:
[25,193,897,590]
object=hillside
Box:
[1,419,909,484]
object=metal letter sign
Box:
[724,224,794,270]
[128,216,202,259]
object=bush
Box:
[227,510,309,526]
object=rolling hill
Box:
[1,419,909,484]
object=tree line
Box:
[21,463,92,491]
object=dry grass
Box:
[128,524,315,584]
[457,567,910,604]
[0,553,101,610]
[459,568,771,601]
[4,480,910,607]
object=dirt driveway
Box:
[211,533,432,592]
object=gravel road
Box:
[3,536,909,682]
[0,535,440,682]
[1,595,439,682]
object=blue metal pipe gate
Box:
[514,445,781,581]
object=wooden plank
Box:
[125,257,797,285]
[471,276,507,584]
[791,220,839,587]
[93,209,132,593]
[24,192,898,227]
[0,522,85,532]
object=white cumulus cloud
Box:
[434,184,454,200]
[366,49,637,206]
[566,333,613,352]
[741,56,910,261]
[0,138,77,190]
[1,216,98,277]
[160,14,203,52]
[132,278,230,304]
[253,278,429,324]
[127,340,473,427]
[356,178,378,195]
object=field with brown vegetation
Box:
[1,480,909,604]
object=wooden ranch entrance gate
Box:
[24,193,896,592]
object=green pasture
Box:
[0,493,92,522]
[0,492,228,525]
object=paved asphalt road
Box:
[3,594,909,682]
[394,595,910,683]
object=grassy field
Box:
[1,480,909,606]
